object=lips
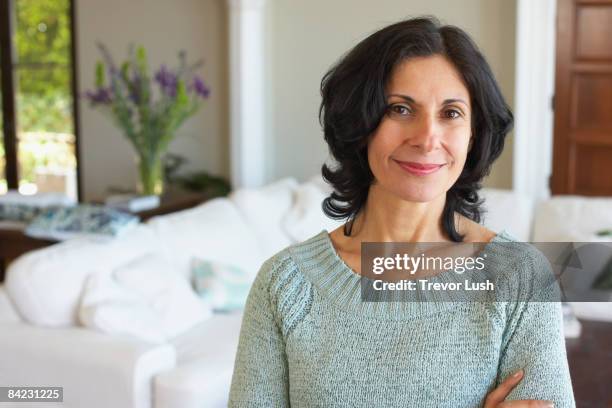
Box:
[394,160,445,176]
[402,162,443,170]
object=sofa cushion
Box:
[281,178,344,242]
[147,198,266,281]
[154,310,244,408]
[532,195,612,241]
[480,188,534,241]
[5,224,161,327]
[229,177,298,256]
[0,320,176,408]
[0,285,21,323]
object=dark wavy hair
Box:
[319,16,513,242]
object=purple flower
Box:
[154,65,178,97]
[190,76,211,99]
[85,87,113,105]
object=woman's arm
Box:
[228,258,290,407]
[497,249,576,408]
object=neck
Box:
[348,183,452,243]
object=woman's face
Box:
[367,54,472,203]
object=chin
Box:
[391,181,446,203]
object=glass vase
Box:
[136,153,164,196]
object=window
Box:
[0,0,79,200]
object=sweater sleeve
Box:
[228,255,290,407]
[495,248,576,407]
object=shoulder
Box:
[489,233,550,272]
[252,247,302,305]
[485,235,560,303]
[256,230,329,284]
[247,234,323,337]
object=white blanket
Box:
[79,253,211,343]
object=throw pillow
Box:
[191,258,252,312]
[25,204,139,241]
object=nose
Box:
[408,114,440,153]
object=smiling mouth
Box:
[393,159,446,176]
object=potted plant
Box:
[84,43,210,196]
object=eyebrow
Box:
[388,93,469,108]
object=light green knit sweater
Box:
[228,230,575,407]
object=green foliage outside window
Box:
[15,0,73,134]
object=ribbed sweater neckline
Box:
[289,229,515,321]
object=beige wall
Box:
[75,0,516,199]
[265,0,516,189]
[76,0,229,200]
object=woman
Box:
[229,17,575,407]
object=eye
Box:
[388,104,411,116]
[444,109,462,119]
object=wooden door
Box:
[552,0,612,195]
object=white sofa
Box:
[0,176,611,408]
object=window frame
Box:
[0,0,82,201]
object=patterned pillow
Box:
[25,204,139,241]
[0,191,76,222]
[0,203,44,223]
[191,258,252,312]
